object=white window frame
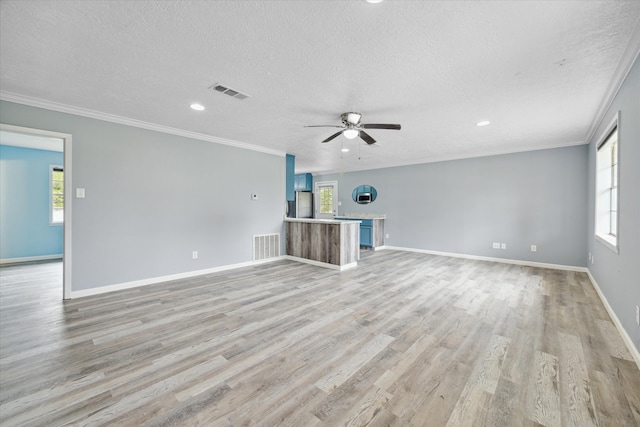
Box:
[594,112,619,253]
[314,181,338,219]
[50,164,64,225]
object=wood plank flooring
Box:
[1,251,639,426]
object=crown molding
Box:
[314,138,587,176]
[0,91,286,158]
[584,19,640,145]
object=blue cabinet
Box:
[335,217,377,248]
[294,173,313,192]
[360,221,373,247]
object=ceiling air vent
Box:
[209,83,250,100]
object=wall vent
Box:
[253,234,280,261]
[209,83,250,100]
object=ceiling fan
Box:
[305,112,401,145]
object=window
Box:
[319,186,334,214]
[51,165,64,224]
[314,181,338,219]
[595,114,618,252]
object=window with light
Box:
[595,116,619,252]
[51,165,64,224]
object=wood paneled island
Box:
[285,218,360,270]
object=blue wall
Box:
[0,100,286,292]
[587,55,640,352]
[316,145,588,268]
[0,144,64,261]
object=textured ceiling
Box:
[1,1,639,174]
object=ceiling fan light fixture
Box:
[306,112,400,145]
[476,120,491,127]
[341,148,350,152]
[344,112,362,125]
[343,129,359,139]
[190,103,205,111]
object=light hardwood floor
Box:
[1,251,639,426]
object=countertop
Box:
[284,218,361,224]
[335,213,387,219]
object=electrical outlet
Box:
[192,251,198,259]
[386,233,389,239]
[636,305,639,325]
[492,242,500,249]
[531,245,537,252]
[501,243,506,249]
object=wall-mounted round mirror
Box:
[352,185,377,204]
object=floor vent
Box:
[209,83,250,100]
[253,234,280,261]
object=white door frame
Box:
[0,124,73,299]
[314,180,338,219]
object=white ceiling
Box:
[1,1,639,174]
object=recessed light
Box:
[341,148,350,152]
[476,120,490,127]
[366,0,383,3]
[190,103,205,111]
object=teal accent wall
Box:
[286,154,295,201]
[0,144,64,260]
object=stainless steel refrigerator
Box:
[295,191,313,218]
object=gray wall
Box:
[0,101,285,291]
[317,144,588,267]
[587,56,640,351]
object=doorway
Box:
[0,124,72,299]
[314,181,338,219]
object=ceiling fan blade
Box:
[361,123,401,130]
[304,125,344,128]
[359,130,377,145]
[322,131,344,143]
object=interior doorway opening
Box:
[0,124,72,299]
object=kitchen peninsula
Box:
[285,218,360,270]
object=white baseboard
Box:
[0,254,63,265]
[284,255,357,271]
[586,270,640,370]
[70,256,286,299]
[384,246,587,272]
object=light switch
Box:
[76,188,85,198]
